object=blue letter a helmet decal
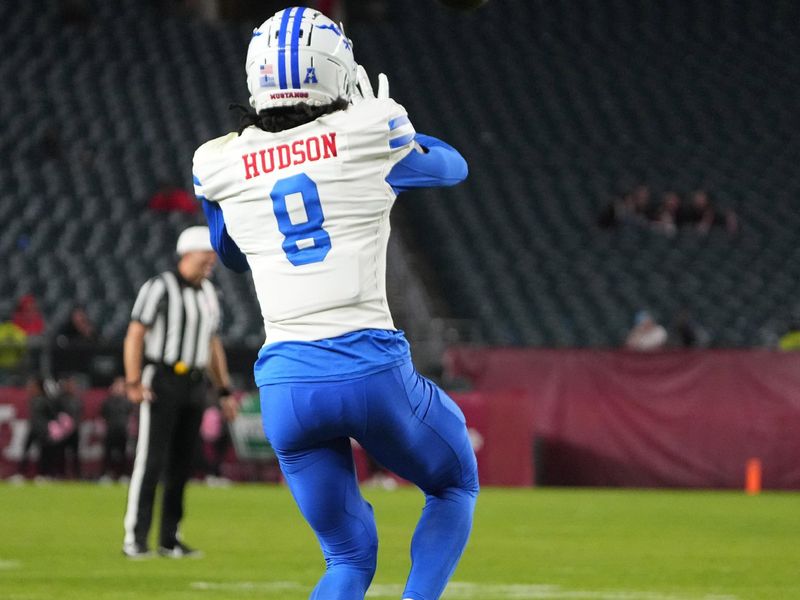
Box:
[304,67,318,84]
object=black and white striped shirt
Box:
[130,270,221,370]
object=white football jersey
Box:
[193,98,416,344]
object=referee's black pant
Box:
[124,366,206,549]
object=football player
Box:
[193,7,478,600]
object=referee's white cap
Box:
[176,226,213,256]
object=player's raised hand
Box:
[377,73,389,99]
[353,65,391,103]
[353,65,374,103]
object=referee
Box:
[122,225,237,558]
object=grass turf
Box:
[0,482,797,599]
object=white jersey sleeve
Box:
[192,99,417,345]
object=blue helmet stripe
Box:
[290,7,306,89]
[277,8,293,90]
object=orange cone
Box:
[745,458,762,495]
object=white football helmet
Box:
[246,7,357,111]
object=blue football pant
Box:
[260,360,479,600]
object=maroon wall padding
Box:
[450,389,535,486]
[4,349,800,488]
[447,348,800,489]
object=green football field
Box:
[0,482,797,599]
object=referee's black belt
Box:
[149,361,205,381]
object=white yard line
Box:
[190,581,304,591]
[0,559,21,570]
[190,580,737,600]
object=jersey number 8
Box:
[270,173,332,266]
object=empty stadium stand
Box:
[1,0,798,353]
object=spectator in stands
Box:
[602,187,739,236]
[147,180,198,214]
[777,306,800,351]
[682,190,714,233]
[0,319,27,372]
[15,376,68,480]
[652,191,681,236]
[710,194,737,234]
[778,330,800,350]
[55,305,98,349]
[625,310,668,351]
[196,401,233,486]
[15,376,45,480]
[12,295,45,336]
[100,377,132,482]
[598,185,658,229]
[57,375,83,479]
[685,190,739,235]
[630,185,659,222]
[670,310,707,348]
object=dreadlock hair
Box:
[230,98,349,135]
